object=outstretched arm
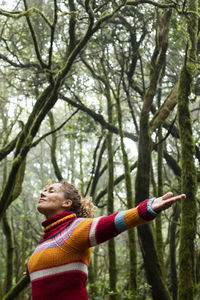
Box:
[151,192,186,212]
[70,192,186,249]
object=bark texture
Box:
[177,1,198,299]
[135,9,172,300]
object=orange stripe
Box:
[28,245,91,273]
[124,207,147,228]
[44,214,76,232]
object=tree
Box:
[0,1,200,300]
[177,0,198,299]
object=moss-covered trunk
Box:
[169,202,179,300]
[155,127,164,275]
[106,86,117,300]
[155,71,165,276]
[0,3,127,221]
[2,214,14,294]
[177,66,197,300]
[115,93,137,293]
[177,2,198,299]
[135,9,172,300]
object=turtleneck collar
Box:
[42,211,76,233]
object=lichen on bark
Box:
[177,1,198,299]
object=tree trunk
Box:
[169,202,179,300]
[79,127,84,195]
[177,66,197,300]
[135,9,172,300]
[177,2,198,298]
[155,127,164,275]
[115,93,137,293]
[106,79,117,300]
[2,214,14,294]
[0,3,125,220]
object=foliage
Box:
[0,0,199,299]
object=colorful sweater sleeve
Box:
[69,198,159,250]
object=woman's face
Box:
[37,182,72,218]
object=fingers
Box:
[162,192,186,201]
[162,192,173,200]
[152,193,186,212]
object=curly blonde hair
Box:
[59,181,96,218]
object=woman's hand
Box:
[151,192,186,212]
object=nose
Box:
[40,191,46,198]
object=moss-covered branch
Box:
[23,0,48,69]
[150,83,178,133]
[0,1,128,221]
[62,95,138,140]
[127,0,176,9]
[2,275,30,300]
[48,0,58,68]
[0,7,52,27]
[67,0,77,54]
[48,111,63,181]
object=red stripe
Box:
[137,199,155,221]
[95,213,119,244]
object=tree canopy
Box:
[0,1,199,299]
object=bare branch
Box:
[0,53,40,69]
[31,109,79,148]
[62,95,138,141]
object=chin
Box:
[37,204,46,215]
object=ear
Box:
[62,199,72,209]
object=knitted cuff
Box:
[147,198,160,217]
[137,198,160,221]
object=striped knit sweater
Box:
[28,198,158,300]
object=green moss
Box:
[177,46,197,300]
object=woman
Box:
[27,181,186,300]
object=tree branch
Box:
[23,0,49,69]
[31,109,79,148]
[150,83,178,132]
[2,275,30,300]
[0,7,52,27]
[48,111,63,181]
[0,135,19,162]
[0,53,40,69]
[68,0,77,54]
[127,0,176,9]
[94,162,137,205]
[62,95,138,141]
[48,0,58,68]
